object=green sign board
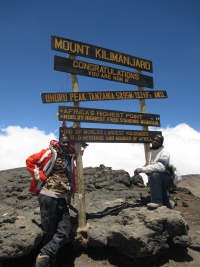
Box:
[58,106,160,127]
[54,56,154,88]
[51,35,153,72]
[59,127,162,143]
[41,90,167,103]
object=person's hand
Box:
[134,168,142,174]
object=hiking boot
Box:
[35,253,50,267]
[169,200,175,209]
[147,203,161,209]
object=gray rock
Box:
[177,174,200,198]
[0,168,43,260]
[0,166,193,261]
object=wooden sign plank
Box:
[41,90,167,103]
[58,106,160,127]
[54,56,154,89]
[51,35,153,73]
[59,127,162,143]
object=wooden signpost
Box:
[54,56,154,88]
[41,90,167,103]
[58,106,160,127]
[43,35,167,229]
[69,61,86,229]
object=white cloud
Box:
[0,126,56,170]
[162,123,200,176]
[1,123,200,185]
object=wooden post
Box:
[69,54,86,228]
[136,70,150,166]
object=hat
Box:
[49,140,60,149]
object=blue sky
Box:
[1,0,200,179]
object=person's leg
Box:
[36,194,59,267]
[161,173,173,208]
[41,198,71,258]
[38,194,58,245]
[162,189,171,208]
[148,172,163,205]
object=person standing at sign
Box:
[26,135,73,267]
[134,134,174,209]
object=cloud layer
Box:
[1,124,199,184]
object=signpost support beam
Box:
[69,54,86,228]
[137,70,150,166]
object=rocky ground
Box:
[68,185,200,267]
[55,176,200,267]
[0,168,200,267]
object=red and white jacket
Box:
[26,146,57,194]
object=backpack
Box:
[168,165,178,186]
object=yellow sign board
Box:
[51,35,153,72]
[58,106,160,127]
[60,127,162,143]
[54,56,154,88]
[41,90,167,103]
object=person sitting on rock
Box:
[26,135,73,267]
[134,134,174,209]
